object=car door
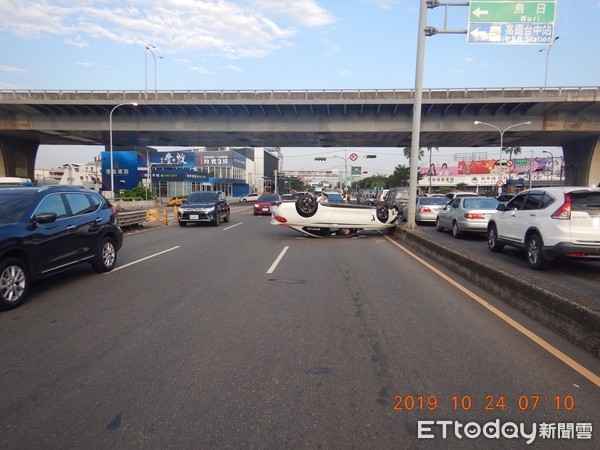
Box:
[439,198,458,228]
[24,193,80,274]
[63,192,103,259]
[494,191,526,243]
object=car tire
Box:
[242,198,247,202]
[376,204,389,223]
[92,237,117,273]
[435,218,444,232]
[0,257,30,309]
[527,233,549,270]
[213,214,220,226]
[295,195,318,218]
[452,221,462,238]
[224,210,230,223]
[179,221,187,227]
[487,224,504,252]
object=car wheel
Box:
[527,233,549,270]
[179,221,187,227]
[224,210,230,223]
[242,198,247,202]
[92,237,117,273]
[0,257,29,309]
[295,195,318,218]
[452,221,462,238]
[213,214,220,226]
[487,224,504,252]
[435,218,444,232]
[376,204,389,223]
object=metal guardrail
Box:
[118,210,148,228]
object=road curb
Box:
[392,226,600,358]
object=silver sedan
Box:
[402,196,448,223]
[436,196,499,238]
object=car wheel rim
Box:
[102,242,116,268]
[528,239,540,264]
[1,265,26,303]
[488,228,496,246]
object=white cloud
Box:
[65,35,90,48]
[0,0,335,59]
[465,56,474,63]
[340,69,350,76]
[190,66,215,75]
[0,65,27,73]
[226,65,244,72]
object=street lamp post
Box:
[144,44,162,98]
[109,102,138,198]
[542,150,554,187]
[474,120,532,194]
[539,36,559,88]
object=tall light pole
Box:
[474,120,532,194]
[542,150,554,187]
[109,102,138,198]
[144,44,163,98]
[539,36,559,88]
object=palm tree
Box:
[403,146,425,162]
[505,146,522,178]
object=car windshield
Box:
[420,197,448,205]
[188,192,218,202]
[258,195,279,202]
[463,198,499,209]
[0,192,38,224]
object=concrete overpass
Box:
[0,87,599,185]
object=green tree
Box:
[115,186,153,200]
[388,164,411,187]
[403,146,425,162]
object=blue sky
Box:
[1,0,596,173]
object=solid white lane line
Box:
[224,222,243,230]
[383,235,600,388]
[108,246,180,273]
[267,246,289,274]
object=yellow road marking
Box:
[384,234,600,388]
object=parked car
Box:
[0,185,123,309]
[444,191,479,202]
[240,193,260,202]
[487,186,600,269]
[402,196,448,224]
[178,191,230,226]
[254,194,281,216]
[167,195,188,206]
[436,196,500,238]
[270,195,398,238]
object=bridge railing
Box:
[1,87,598,102]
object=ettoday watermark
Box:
[418,420,593,444]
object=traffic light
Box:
[364,154,377,158]
[314,157,327,161]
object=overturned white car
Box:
[270,195,398,237]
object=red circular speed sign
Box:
[349,153,358,161]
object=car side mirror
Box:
[496,203,507,211]
[32,212,58,224]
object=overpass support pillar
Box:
[0,136,39,180]
[562,135,600,187]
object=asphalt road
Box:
[1,205,598,449]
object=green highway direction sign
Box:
[468,1,557,45]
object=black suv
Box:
[0,185,123,309]
[177,191,230,226]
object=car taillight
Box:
[419,207,432,213]
[465,213,486,220]
[551,193,571,220]
[274,216,287,223]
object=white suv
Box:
[487,186,600,269]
